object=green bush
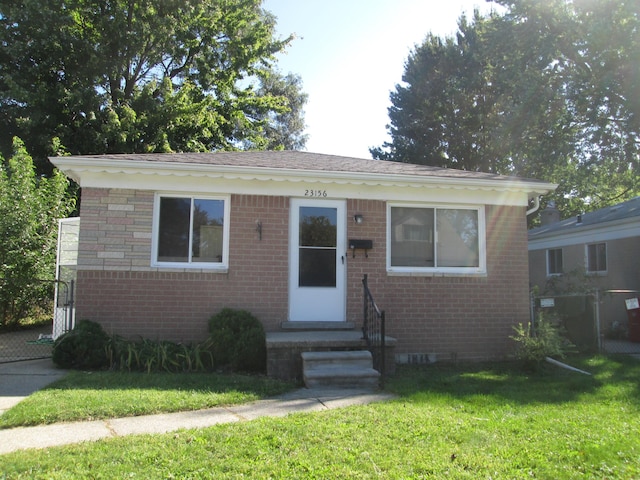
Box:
[511,314,570,370]
[52,320,110,370]
[208,308,266,373]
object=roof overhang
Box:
[528,217,640,250]
[51,154,557,207]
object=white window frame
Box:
[386,202,486,275]
[585,242,607,274]
[151,193,230,270]
[546,248,563,276]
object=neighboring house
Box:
[51,151,555,365]
[528,197,640,339]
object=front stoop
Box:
[301,351,380,389]
[266,329,397,383]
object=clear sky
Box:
[262,0,499,159]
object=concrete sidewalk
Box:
[0,359,395,455]
[0,358,67,415]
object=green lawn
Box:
[0,371,294,428]
[1,355,639,479]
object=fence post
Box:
[594,288,601,353]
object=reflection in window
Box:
[299,207,337,287]
[437,209,479,267]
[157,196,225,265]
[390,206,481,270]
[391,207,434,267]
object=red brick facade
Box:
[75,188,529,361]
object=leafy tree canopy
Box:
[0,0,307,172]
[371,0,639,216]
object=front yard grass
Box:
[2,354,639,479]
[0,371,295,428]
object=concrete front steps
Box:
[265,321,396,384]
[301,350,380,389]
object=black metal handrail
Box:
[362,274,386,382]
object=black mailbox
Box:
[348,239,373,257]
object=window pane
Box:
[436,209,479,267]
[158,197,190,262]
[548,249,563,274]
[299,248,336,287]
[299,207,337,247]
[587,243,606,272]
[192,199,224,263]
[597,243,607,271]
[390,207,434,267]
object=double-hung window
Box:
[586,242,607,274]
[387,204,486,274]
[547,248,563,275]
[152,194,230,269]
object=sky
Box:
[262,0,499,159]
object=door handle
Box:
[341,255,345,265]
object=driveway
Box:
[0,358,67,415]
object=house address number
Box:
[304,189,328,197]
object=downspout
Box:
[526,195,540,216]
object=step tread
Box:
[281,321,356,331]
[304,366,380,379]
[301,350,372,361]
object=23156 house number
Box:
[304,189,328,197]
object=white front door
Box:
[289,198,346,322]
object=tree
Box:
[0,0,307,172]
[372,0,639,216]
[0,138,76,328]
[250,71,309,150]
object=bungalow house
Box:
[528,197,640,344]
[51,151,555,379]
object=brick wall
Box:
[76,188,530,359]
[76,190,289,340]
[345,201,529,361]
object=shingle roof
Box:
[60,150,546,183]
[529,196,640,238]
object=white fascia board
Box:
[528,218,640,250]
[52,157,555,206]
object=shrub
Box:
[52,320,110,370]
[108,337,214,373]
[208,308,266,373]
[511,314,570,370]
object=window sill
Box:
[151,263,229,274]
[386,269,487,278]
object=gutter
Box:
[526,195,540,216]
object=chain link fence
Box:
[0,280,74,364]
[531,289,640,355]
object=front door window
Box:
[298,207,337,287]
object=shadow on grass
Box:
[386,354,640,406]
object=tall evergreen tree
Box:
[372,0,639,215]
